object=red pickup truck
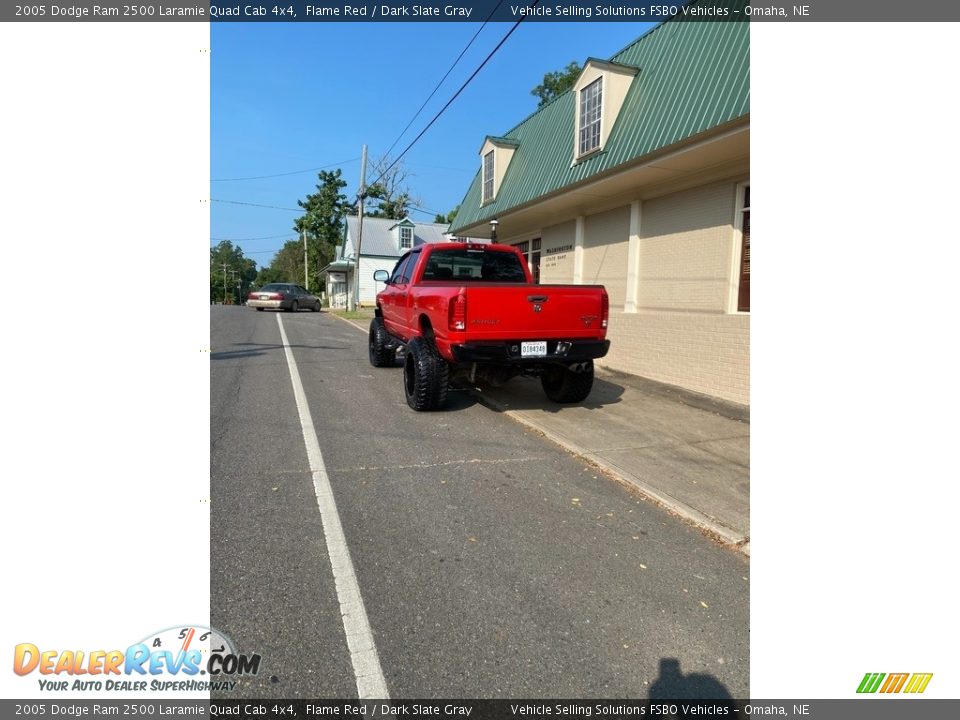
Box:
[369,242,610,411]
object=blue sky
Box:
[211,21,654,267]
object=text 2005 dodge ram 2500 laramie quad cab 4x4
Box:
[369,242,610,411]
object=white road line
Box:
[276,314,390,700]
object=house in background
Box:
[323,216,484,308]
[449,9,749,405]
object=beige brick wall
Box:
[639,182,738,313]
[597,180,749,405]
[510,178,750,406]
[600,311,750,406]
[584,205,630,306]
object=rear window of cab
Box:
[420,248,526,282]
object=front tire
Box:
[541,361,594,403]
[403,336,449,411]
[287,300,298,313]
[368,318,394,367]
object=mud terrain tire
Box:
[403,336,449,411]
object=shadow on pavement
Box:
[648,658,737,707]
[470,374,626,413]
[211,342,351,361]
[442,386,482,412]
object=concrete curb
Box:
[330,314,749,557]
[473,391,750,557]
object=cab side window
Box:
[390,254,411,284]
[400,250,421,284]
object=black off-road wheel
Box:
[368,318,394,367]
[541,360,595,403]
[403,336,449,411]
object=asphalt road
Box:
[210,306,749,700]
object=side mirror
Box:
[373,270,390,283]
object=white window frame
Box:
[482,150,495,203]
[399,226,413,250]
[511,237,542,284]
[578,77,603,157]
[728,182,750,313]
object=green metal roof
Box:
[480,135,521,151]
[450,1,750,234]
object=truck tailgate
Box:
[462,284,607,341]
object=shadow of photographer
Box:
[648,658,739,716]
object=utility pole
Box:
[221,263,228,304]
[228,269,240,304]
[303,228,308,290]
[350,144,367,312]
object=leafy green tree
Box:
[254,265,285,286]
[434,205,459,225]
[292,169,349,290]
[257,240,305,287]
[210,240,257,304]
[531,61,582,108]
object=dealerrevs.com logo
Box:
[13,625,261,693]
[857,672,933,694]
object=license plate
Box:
[260,295,270,300]
[521,341,547,357]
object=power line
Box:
[243,248,290,254]
[211,157,360,182]
[212,3,525,231]
[211,198,302,212]
[408,203,443,217]
[214,3,531,241]
[209,246,292,258]
[211,233,294,242]
[380,0,506,162]
[363,1,540,202]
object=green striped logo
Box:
[857,672,932,694]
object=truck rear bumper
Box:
[450,339,610,365]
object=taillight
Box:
[448,292,467,332]
[601,291,609,329]
[275,293,285,300]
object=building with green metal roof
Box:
[450,4,750,404]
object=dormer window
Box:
[572,58,639,161]
[390,218,417,250]
[579,78,602,155]
[482,150,495,203]
[479,137,519,205]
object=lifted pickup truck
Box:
[369,242,610,411]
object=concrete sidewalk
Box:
[331,312,749,555]
[471,368,750,555]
